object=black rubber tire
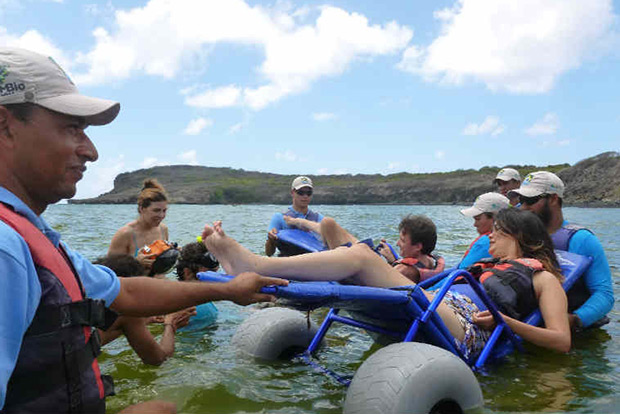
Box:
[343,342,483,414]
[231,307,319,360]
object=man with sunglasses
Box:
[509,171,613,331]
[265,176,324,256]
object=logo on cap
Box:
[0,66,8,84]
[523,174,534,185]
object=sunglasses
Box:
[519,194,547,206]
[296,189,313,196]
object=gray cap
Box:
[0,47,120,125]
[494,168,521,184]
[508,171,565,198]
[291,176,313,190]
[460,192,511,217]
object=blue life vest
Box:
[0,204,115,414]
[550,224,592,313]
[283,208,320,222]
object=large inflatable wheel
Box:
[232,307,319,360]
[343,342,483,414]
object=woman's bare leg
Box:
[203,221,465,340]
[204,221,405,287]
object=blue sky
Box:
[1,0,619,199]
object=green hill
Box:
[70,152,620,207]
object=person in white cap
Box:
[0,47,286,414]
[494,168,521,206]
[509,171,613,331]
[265,175,324,256]
[458,192,511,269]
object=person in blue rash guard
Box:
[0,47,286,414]
[510,171,614,331]
[458,192,511,269]
[265,176,324,256]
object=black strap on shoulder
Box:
[26,299,118,336]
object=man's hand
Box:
[377,239,396,263]
[267,228,278,241]
[225,272,289,305]
[164,307,197,330]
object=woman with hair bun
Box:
[108,178,172,273]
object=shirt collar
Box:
[0,186,61,246]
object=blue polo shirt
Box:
[458,234,492,269]
[0,187,120,409]
[558,221,614,328]
[267,206,324,232]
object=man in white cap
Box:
[494,168,521,206]
[0,47,285,414]
[458,192,511,269]
[509,171,613,331]
[265,175,324,256]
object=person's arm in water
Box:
[473,270,571,353]
[265,213,285,256]
[101,308,195,366]
[111,273,286,316]
[568,231,614,328]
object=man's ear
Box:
[0,106,17,147]
[548,194,561,207]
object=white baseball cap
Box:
[494,168,521,184]
[0,47,120,125]
[291,176,313,190]
[460,192,511,217]
[508,171,565,198]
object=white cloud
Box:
[316,167,329,175]
[525,112,559,136]
[462,116,505,136]
[275,150,298,162]
[140,157,168,169]
[312,112,337,121]
[435,150,445,160]
[0,27,72,69]
[71,0,412,110]
[178,149,198,165]
[398,0,615,93]
[183,117,213,135]
[185,85,242,108]
[387,161,401,170]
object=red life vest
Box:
[393,254,446,282]
[468,258,542,320]
[0,203,114,414]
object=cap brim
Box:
[37,93,120,126]
[508,187,543,198]
[293,185,313,190]
[460,206,483,217]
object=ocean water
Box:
[43,204,620,414]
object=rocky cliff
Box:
[71,152,620,206]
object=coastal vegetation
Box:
[72,152,620,207]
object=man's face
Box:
[519,194,552,226]
[291,186,313,209]
[473,213,493,235]
[397,230,421,258]
[496,179,520,196]
[9,106,98,212]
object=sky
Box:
[1,0,619,199]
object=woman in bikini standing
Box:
[108,178,170,274]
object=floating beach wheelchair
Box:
[198,250,590,414]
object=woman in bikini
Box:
[108,178,170,274]
[202,208,570,359]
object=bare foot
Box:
[204,221,259,276]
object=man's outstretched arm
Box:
[111,272,288,316]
